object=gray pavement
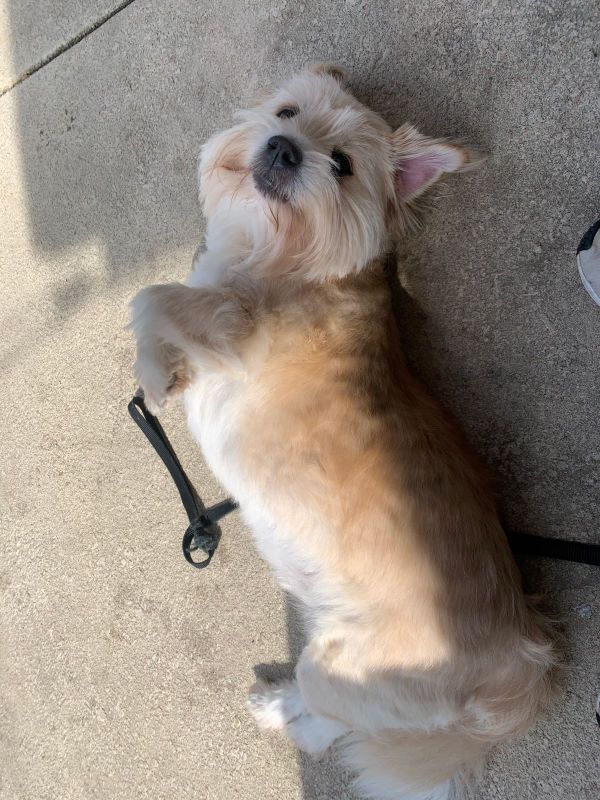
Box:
[0,2,128,93]
[1,2,599,799]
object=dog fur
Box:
[129,65,556,800]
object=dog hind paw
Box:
[247,680,304,731]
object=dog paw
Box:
[134,355,170,415]
[135,342,192,415]
[285,713,348,755]
[247,680,304,731]
[130,286,192,414]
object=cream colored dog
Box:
[130,65,556,800]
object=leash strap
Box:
[128,394,600,569]
[128,392,238,568]
[507,531,600,566]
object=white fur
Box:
[248,679,349,754]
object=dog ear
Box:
[307,62,346,84]
[392,124,480,203]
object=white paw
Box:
[134,345,171,415]
[286,714,349,755]
[247,680,304,731]
[130,287,170,414]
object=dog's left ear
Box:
[308,62,346,84]
[392,124,479,203]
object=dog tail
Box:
[339,726,485,800]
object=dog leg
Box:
[129,279,258,413]
[133,338,191,414]
[247,679,305,731]
[247,679,349,754]
[285,712,349,755]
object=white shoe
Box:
[577,219,600,305]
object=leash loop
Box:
[128,389,238,569]
[182,517,220,569]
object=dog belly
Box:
[183,372,247,498]
[183,375,331,619]
[240,503,329,620]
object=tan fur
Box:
[309,62,347,83]
[130,67,557,800]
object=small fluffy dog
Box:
[130,65,556,800]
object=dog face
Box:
[199,65,474,279]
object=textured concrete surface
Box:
[0,1,127,92]
[1,1,599,799]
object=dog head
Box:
[199,64,476,279]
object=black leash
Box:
[128,393,600,570]
[128,392,238,568]
[507,531,600,566]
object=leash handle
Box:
[128,393,199,521]
[128,391,238,568]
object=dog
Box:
[130,64,556,800]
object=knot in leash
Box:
[182,517,220,569]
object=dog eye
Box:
[277,107,299,119]
[331,150,353,178]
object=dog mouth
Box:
[252,170,291,203]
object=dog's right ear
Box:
[307,63,346,84]
[392,124,480,203]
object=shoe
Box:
[577,219,600,306]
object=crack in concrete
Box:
[0,0,138,97]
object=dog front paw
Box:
[134,341,193,415]
[133,351,169,415]
[129,286,191,415]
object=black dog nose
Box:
[266,135,303,169]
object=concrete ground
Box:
[1,1,599,798]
